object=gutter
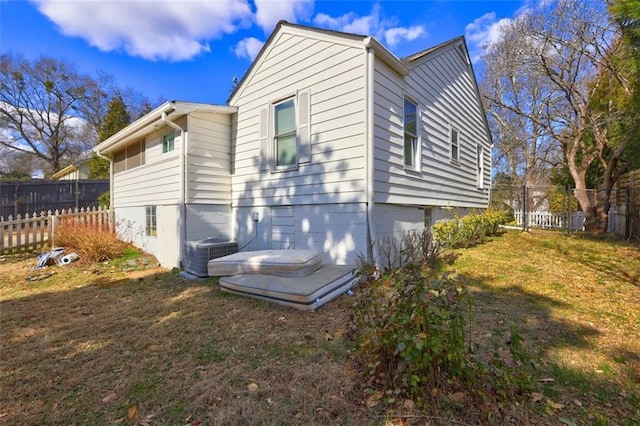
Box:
[364,37,408,77]
[363,39,379,265]
[161,108,188,267]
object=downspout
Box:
[161,108,187,267]
[364,39,379,265]
[95,151,114,232]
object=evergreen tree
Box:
[89,94,131,179]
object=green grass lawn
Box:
[0,230,638,425]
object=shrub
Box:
[432,210,509,248]
[376,229,441,272]
[98,191,110,209]
[353,269,472,406]
[353,266,536,419]
[54,222,128,262]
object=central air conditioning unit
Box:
[183,238,238,277]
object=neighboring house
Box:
[51,159,91,180]
[94,22,492,269]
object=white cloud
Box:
[254,0,314,33]
[313,4,426,47]
[384,26,424,47]
[31,0,253,61]
[234,37,264,60]
[465,12,513,63]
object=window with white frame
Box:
[476,144,484,189]
[162,132,175,153]
[274,98,297,167]
[259,90,310,172]
[450,128,460,162]
[145,205,157,236]
[403,98,418,169]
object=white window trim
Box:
[145,205,157,237]
[272,95,298,171]
[450,127,460,164]
[403,96,421,172]
[476,144,485,189]
[162,132,175,154]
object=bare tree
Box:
[481,29,561,189]
[482,0,639,232]
[0,54,97,173]
[0,53,155,176]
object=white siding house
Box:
[95,22,491,268]
[51,159,91,180]
[95,103,236,267]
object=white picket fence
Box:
[1,206,112,254]
[513,210,585,231]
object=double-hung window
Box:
[162,132,175,153]
[451,128,460,162]
[403,98,418,169]
[259,90,310,171]
[274,99,297,168]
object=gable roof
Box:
[402,35,467,64]
[227,20,412,104]
[94,101,236,154]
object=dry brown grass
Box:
[0,252,364,425]
[53,222,128,262]
[1,230,638,425]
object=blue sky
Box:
[1,0,526,105]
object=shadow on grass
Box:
[0,269,364,425]
[454,268,639,423]
[536,231,640,287]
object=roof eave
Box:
[364,37,409,76]
[94,101,236,154]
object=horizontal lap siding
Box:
[231,31,367,207]
[233,203,367,265]
[373,46,490,208]
[113,120,186,208]
[186,112,232,204]
[113,156,181,206]
[185,204,232,241]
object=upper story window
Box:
[476,144,484,189]
[113,139,145,174]
[403,98,418,169]
[274,99,296,168]
[259,89,310,172]
[162,132,175,153]
[451,128,460,162]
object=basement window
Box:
[145,205,157,236]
